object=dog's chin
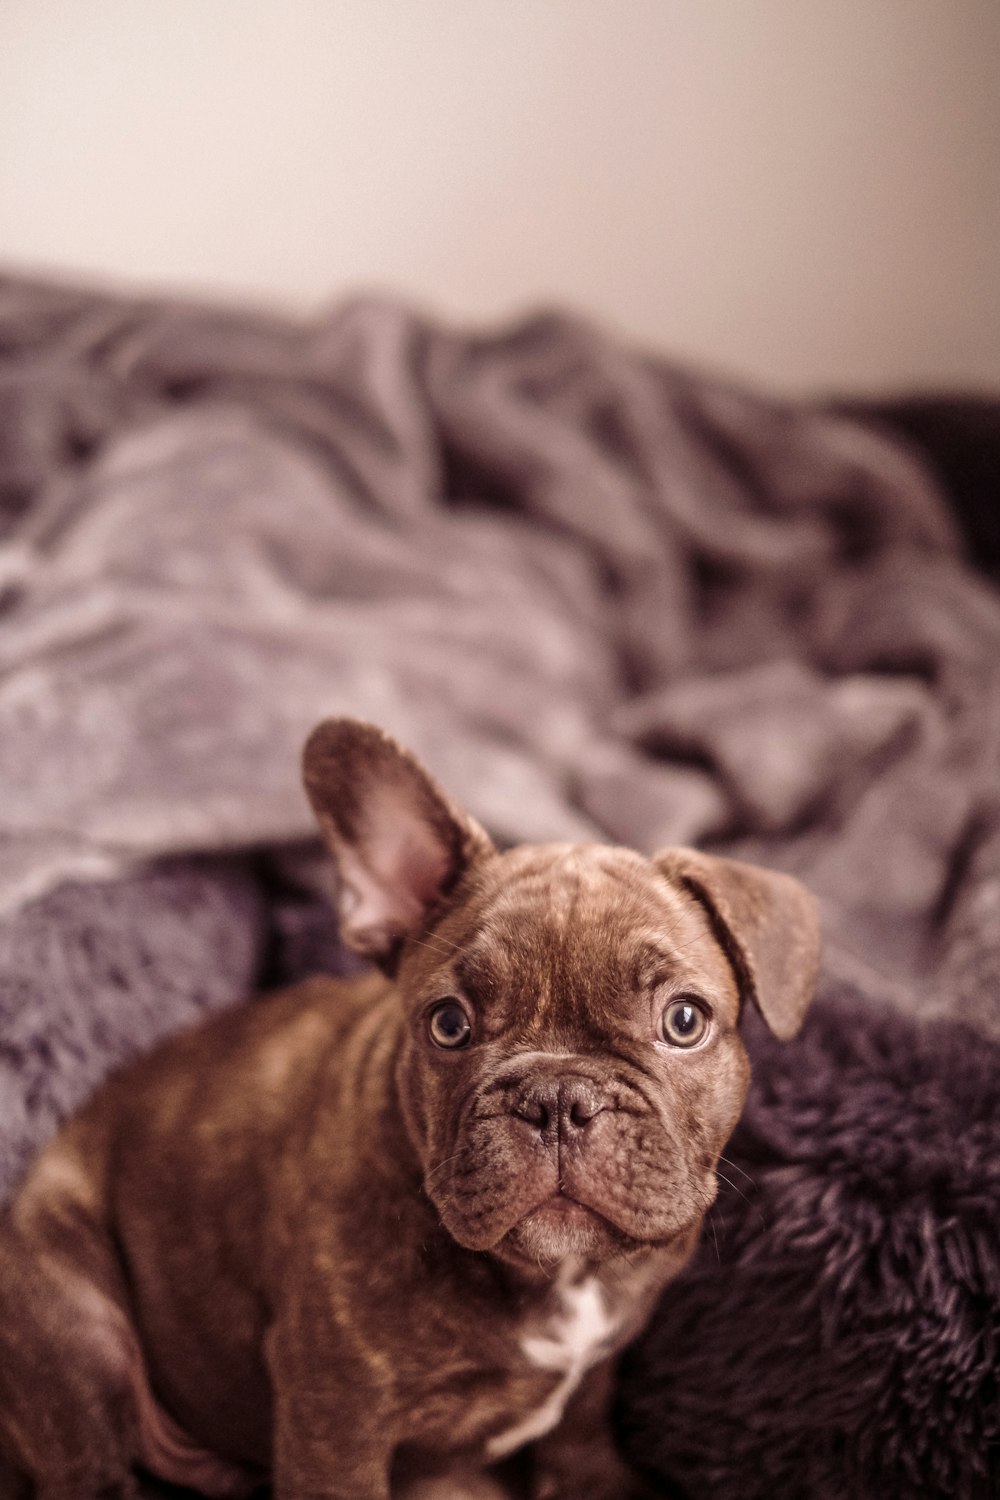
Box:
[500,1195,637,1267]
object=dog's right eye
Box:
[659,996,710,1048]
[427,999,472,1049]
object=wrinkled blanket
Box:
[2,275,1000,1194]
[2,273,1000,1498]
[3,274,999,985]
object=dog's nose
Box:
[511,1076,604,1136]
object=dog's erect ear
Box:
[302,719,494,964]
[656,848,820,1040]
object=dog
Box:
[0,718,820,1500]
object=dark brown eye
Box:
[660,997,710,1048]
[427,999,472,1049]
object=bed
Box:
[1,272,998,1497]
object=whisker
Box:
[407,931,462,962]
[424,924,465,953]
[717,1154,757,1189]
[665,929,727,959]
[714,1168,751,1206]
[715,1169,767,1234]
[706,1208,721,1265]
[423,1150,465,1188]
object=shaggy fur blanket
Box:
[620,998,1000,1499]
[1,273,998,1497]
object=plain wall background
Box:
[1,0,998,394]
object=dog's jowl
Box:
[0,719,820,1500]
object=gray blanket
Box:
[1,273,999,1202]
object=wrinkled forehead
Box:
[416,843,740,1025]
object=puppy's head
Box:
[304,719,820,1269]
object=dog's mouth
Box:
[424,1098,718,1264]
[533,1191,611,1228]
[501,1190,638,1265]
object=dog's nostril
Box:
[568,1097,598,1129]
[509,1077,604,1133]
[561,1079,604,1131]
[513,1097,550,1130]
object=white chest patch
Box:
[486,1274,618,1460]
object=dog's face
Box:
[303,720,820,1270]
[394,843,750,1265]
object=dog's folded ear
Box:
[302,719,494,965]
[656,848,821,1040]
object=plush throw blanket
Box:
[1,274,998,1497]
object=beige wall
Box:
[1,0,998,393]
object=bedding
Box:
[0,272,998,1496]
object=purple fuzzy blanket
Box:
[1,273,998,1497]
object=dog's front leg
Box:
[270,1384,394,1500]
[267,1325,395,1500]
[530,1359,635,1500]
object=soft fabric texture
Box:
[0,858,264,1199]
[619,997,1000,1500]
[2,274,998,1039]
[0,272,998,1497]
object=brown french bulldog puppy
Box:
[0,720,820,1500]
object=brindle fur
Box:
[0,720,819,1500]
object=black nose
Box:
[512,1076,604,1135]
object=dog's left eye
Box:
[660,997,710,1048]
[427,999,472,1049]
